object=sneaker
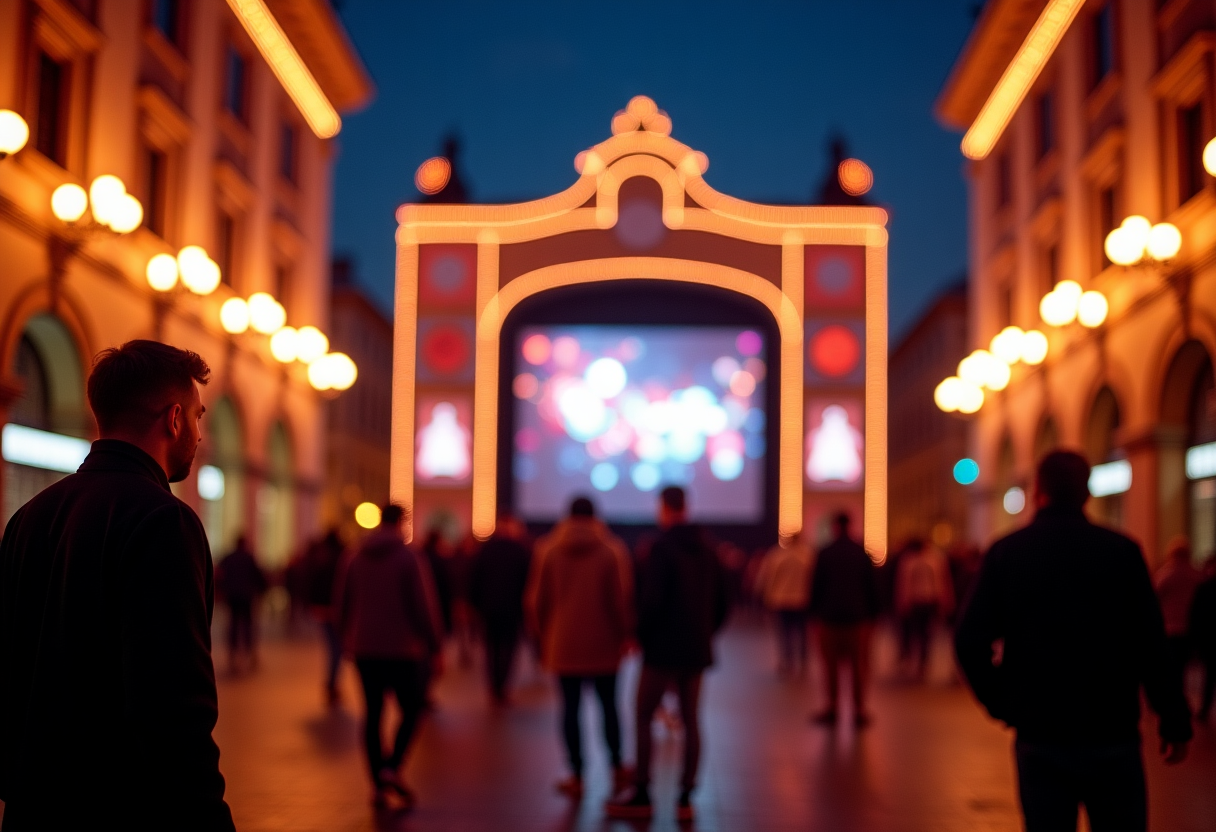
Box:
[676,790,695,823]
[605,788,653,820]
[555,775,584,798]
[811,709,838,726]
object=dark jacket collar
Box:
[1033,503,1088,523]
[77,439,171,492]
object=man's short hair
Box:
[380,504,406,526]
[660,486,686,513]
[87,340,210,433]
[569,496,594,518]
[1036,450,1091,510]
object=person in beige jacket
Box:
[527,496,633,798]
[753,533,815,676]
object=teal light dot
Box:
[954,458,980,485]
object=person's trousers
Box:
[775,609,808,670]
[1015,740,1147,832]
[484,621,521,699]
[355,657,429,778]
[817,623,872,713]
[634,665,703,792]
[557,674,621,776]
[1199,649,1216,719]
[227,600,254,655]
[320,619,342,691]
[899,603,937,676]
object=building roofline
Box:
[265,0,374,113]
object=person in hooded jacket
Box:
[607,486,730,823]
[470,513,533,705]
[335,504,444,809]
[528,496,633,798]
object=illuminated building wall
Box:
[394,98,889,556]
[938,0,1216,563]
[0,0,372,565]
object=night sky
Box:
[330,1,979,341]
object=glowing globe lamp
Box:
[248,292,286,334]
[985,358,1011,391]
[954,458,980,485]
[294,326,329,364]
[958,350,997,388]
[50,183,88,223]
[88,175,126,226]
[956,381,985,414]
[220,298,250,334]
[145,253,179,292]
[108,193,144,234]
[1104,226,1141,266]
[1120,216,1151,252]
[0,109,30,157]
[935,376,963,412]
[269,326,299,362]
[1146,222,1181,261]
[1077,290,1108,328]
[307,354,332,390]
[1205,137,1216,177]
[178,246,221,295]
[327,352,357,391]
[354,501,381,529]
[1020,329,1049,365]
[1040,289,1078,327]
[990,326,1025,365]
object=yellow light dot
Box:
[354,501,381,529]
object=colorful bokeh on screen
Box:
[513,325,767,523]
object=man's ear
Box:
[166,401,184,438]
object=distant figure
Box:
[216,535,268,674]
[335,504,444,810]
[528,496,632,798]
[1155,536,1203,695]
[894,538,953,681]
[607,487,730,823]
[421,528,454,635]
[808,511,879,726]
[303,528,346,703]
[1188,556,1216,722]
[449,534,478,666]
[753,533,814,676]
[0,340,234,829]
[470,513,533,704]
[955,451,1192,832]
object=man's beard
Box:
[167,435,198,483]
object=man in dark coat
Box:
[607,486,729,823]
[955,450,1192,832]
[808,510,880,726]
[216,534,268,673]
[0,340,234,830]
[469,513,532,704]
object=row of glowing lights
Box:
[935,216,1183,414]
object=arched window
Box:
[199,397,245,557]
[1085,387,1125,528]
[257,422,294,569]
[1161,341,1214,562]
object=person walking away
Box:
[304,528,346,704]
[753,533,814,676]
[894,538,953,681]
[335,504,444,810]
[607,487,730,823]
[421,528,455,638]
[528,497,632,798]
[955,451,1191,832]
[808,511,880,727]
[0,340,234,830]
[470,513,533,705]
[216,534,268,674]
[1188,555,1216,721]
[1155,536,1202,696]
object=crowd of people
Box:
[0,339,1213,832]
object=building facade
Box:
[938,0,1216,563]
[0,0,371,568]
[888,282,970,549]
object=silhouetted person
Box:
[335,504,443,810]
[1189,557,1216,722]
[808,511,879,726]
[470,513,533,704]
[0,340,234,830]
[528,496,633,798]
[1155,536,1202,697]
[753,533,814,676]
[895,538,953,681]
[607,487,729,823]
[955,451,1192,832]
[216,534,267,673]
[304,528,346,703]
[421,528,454,636]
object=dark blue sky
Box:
[330,1,978,340]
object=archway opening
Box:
[1085,387,1125,528]
[1162,341,1216,561]
[258,421,295,569]
[201,396,245,557]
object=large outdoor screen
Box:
[511,325,767,523]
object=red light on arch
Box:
[809,324,861,378]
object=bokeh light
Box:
[954,458,980,485]
[837,158,874,196]
[354,502,381,529]
[415,156,451,195]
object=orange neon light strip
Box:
[960,0,1084,160]
[224,0,342,139]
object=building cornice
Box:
[264,0,374,113]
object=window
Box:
[996,152,1012,208]
[143,146,168,237]
[216,211,236,285]
[999,282,1013,328]
[35,51,67,165]
[224,46,247,121]
[280,122,297,183]
[1037,90,1054,159]
[151,0,181,46]
[1045,243,1059,292]
[1179,102,1206,204]
[1092,4,1114,86]
[274,263,291,312]
[1098,185,1117,266]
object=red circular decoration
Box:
[422,326,470,375]
[809,325,860,378]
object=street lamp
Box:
[50,175,144,235]
[0,110,29,158]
